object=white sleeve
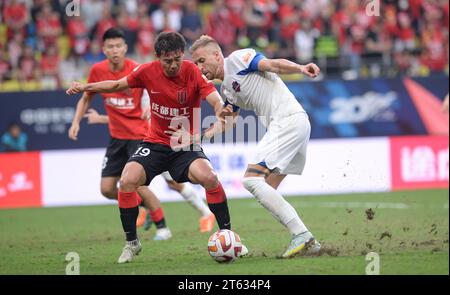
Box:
[229,49,264,74]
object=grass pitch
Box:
[0,189,448,275]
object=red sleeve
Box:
[86,66,99,95]
[127,64,146,88]
[195,66,216,100]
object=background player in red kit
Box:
[68,28,172,240]
[67,31,247,264]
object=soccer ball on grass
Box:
[207,229,242,263]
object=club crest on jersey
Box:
[177,90,187,104]
[232,81,241,92]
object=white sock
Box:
[242,177,308,236]
[180,184,211,217]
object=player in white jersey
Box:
[189,35,322,258]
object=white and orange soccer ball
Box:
[207,229,242,263]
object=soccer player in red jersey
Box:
[68,28,173,241]
[83,107,216,233]
[67,32,247,263]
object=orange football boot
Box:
[136,207,147,228]
[199,213,215,233]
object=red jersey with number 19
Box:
[127,60,216,146]
[88,58,147,140]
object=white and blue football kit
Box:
[221,49,311,175]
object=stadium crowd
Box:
[0,0,448,90]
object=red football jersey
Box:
[127,60,216,146]
[88,58,147,140]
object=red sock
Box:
[118,191,139,208]
[149,207,164,223]
[205,182,226,204]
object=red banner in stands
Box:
[0,152,42,208]
[390,136,449,191]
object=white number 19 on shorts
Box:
[133,147,151,157]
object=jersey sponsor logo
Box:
[232,81,241,92]
[151,102,189,119]
[177,90,187,105]
[150,89,161,94]
[242,52,252,63]
[105,97,135,110]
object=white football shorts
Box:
[252,111,311,175]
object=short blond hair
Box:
[189,35,221,53]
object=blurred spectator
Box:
[67,15,90,60]
[344,25,367,78]
[420,21,448,74]
[7,32,24,70]
[151,0,182,33]
[92,5,116,43]
[1,123,28,152]
[0,0,449,89]
[84,41,105,66]
[136,15,155,62]
[365,21,392,77]
[180,0,203,47]
[2,0,30,41]
[40,44,61,89]
[17,44,37,82]
[394,12,416,53]
[119,0,139,15]
[80,0,109,31]
[0,47,11,82]
[35,3,62,50]
[241,0,273,49]
[227,0,246,39]
[294,20,320,64]
[277,0,299,59]
[207,0,237,55]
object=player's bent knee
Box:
[119,177,139,193]
[100,186,117,200]
[202,172,219,190]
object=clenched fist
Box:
[66,81,86,95]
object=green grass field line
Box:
[0,189,448,274]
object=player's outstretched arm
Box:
[84,108,109,124]
[66,77,130,95]
[68,92,94,140]
[258,58,320,78]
